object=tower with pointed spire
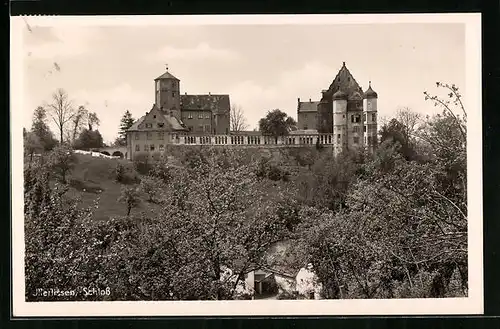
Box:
[297,61,378,155]
[363,81,378,153]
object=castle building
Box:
[297,62,378,154]
[126,67,231,160]
[125,64,377,161]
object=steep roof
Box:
[127,115,145,131]
[127,104,188,132]
[298,101,320,112]
[363,82,378,99]
[155,70,180,81]
[180,94,230,114]
[322,62,364,101]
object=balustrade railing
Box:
[175,133,335,147]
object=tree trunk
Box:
[127,205,131,216]
[60,128,64,144]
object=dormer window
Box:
[158,123,164,128]
[145,123,153,128]
[153,115,156,119]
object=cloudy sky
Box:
[21,20,466,144]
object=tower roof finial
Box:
[165,64,169,71]
[343,61,346,66]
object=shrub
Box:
[139,177,161,203]
[276,290,299,300]
[117,185,141,216]
[115,163,126,183]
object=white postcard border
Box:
[10,13,483,317]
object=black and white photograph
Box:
[11,14,482,316]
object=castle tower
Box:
[332,89,348,155]
[363,81,378,153]
[154,66,181,119]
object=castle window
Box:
[205,113,210,119]
[135,134,140,140]
[153,115,156,119]
[363,114,366,122]
[353,137,360,144]
[372,113,377,121]
[135,145,140,151]
[159,144,164,152]
[351,115,361,123]
[158,132,164,140]
[364,125,367,132]
[172,81,176,88]
[150,144,155,151]
[304,125,308,130]
[147,132,152,140]
[353,126,359,133]
[198,113,203,119]
[188,113,193,119]
[144,144,148,152]
[146,123,153,128]
[172,92,175,97]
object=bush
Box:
[115,163,126,183]
[255,159,290,182]
[139,177,161,203]
[133,153,153,175]
[276,290,299,300]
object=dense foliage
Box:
[258,109,297,136]
[24,82,468,300]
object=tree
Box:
[87,112,100,131]
[395,107,421,142]
[46,89,77,144]
[73,129,104,150]
[69,106,89,144]
[117,110,135,146]
[118,186,141,216]
[31,106,58,151]
[24,131,43,163]
[230,105,249,132]
[47,144,77,184]
[139,176,162,203]
[258,109,297,137]
[137,147,295,300]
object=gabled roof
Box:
[298,101,320,112]
[323,62,364,101]
[155,70,180,81]
[127,115,145,131]
[180,94,230,114]
[127,105,188,132]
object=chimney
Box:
[298,97,300,103]
[309,98,311,102]
[209,92,211,96]
[185,92,187,95]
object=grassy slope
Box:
[66,154,161,222]
[64,151,310,222]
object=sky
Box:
[21,21,466,144]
